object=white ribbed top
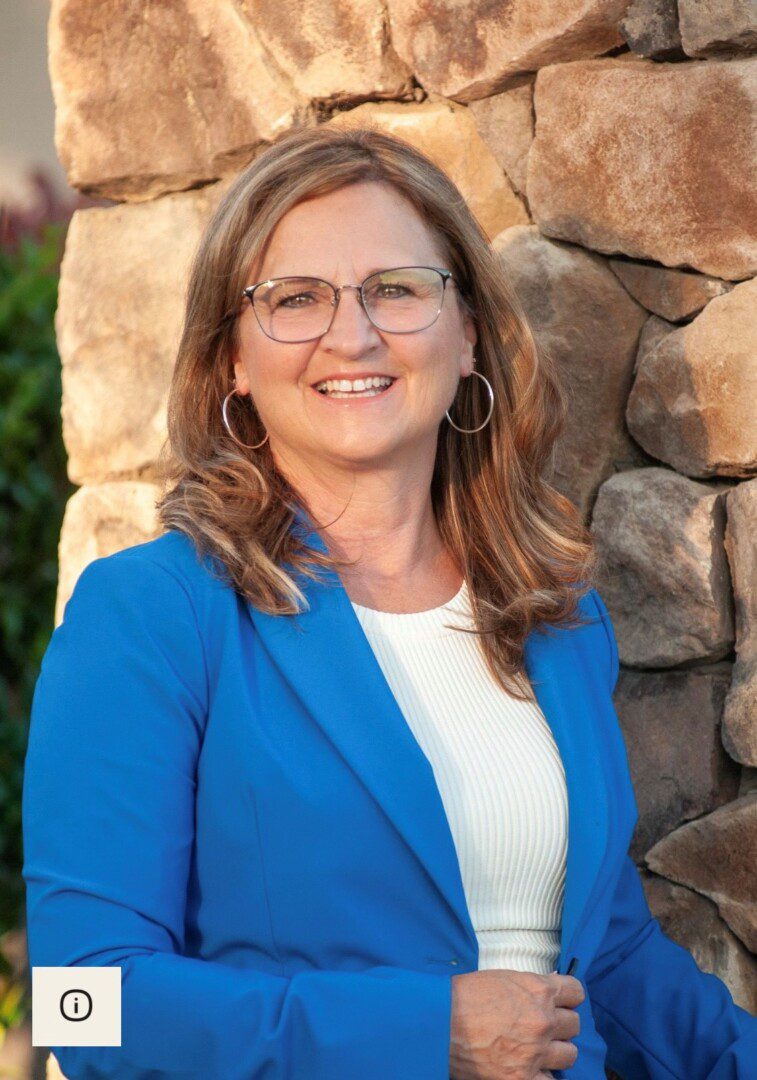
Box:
[351,579,568,974]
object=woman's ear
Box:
[231,353,250,395]
[462,311,478,376]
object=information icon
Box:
[32,968,120,1047]
[60,988,93,1022]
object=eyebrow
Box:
[261,264,427,281]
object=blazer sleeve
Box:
[23,554,452,1080]
[585,590,757,1079]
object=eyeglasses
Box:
[223,265,455,343]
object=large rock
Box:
[467,78,534,197]
[57,180,230,483]
[723,480,757,765]
[327,97,529,241]
[528,57,757,280]
[238,0,412,103]
[49,0,308,201]
[57,483,163,624]
[632,314,676,376]
[645,794,757,952]
[678,0,757,58]
[741,767,757,796]
[640,869,757,1014]
[626,278,757,479]
[492,226,647,518]
[590,468,734,667]
[385,0,627,102]
[608,259,734,322]
[619,0,685,60]
[615,666,740,859]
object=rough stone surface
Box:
[57,482,163,625]
[741,767,757,796]
[492,226,648,519]
[633,314,676,376]
[619,0,685,59]
[723,480,757,765]
[645,793,757,952]
[609,259,734,322]
[467,78,534,196]
[724,675,757,764]
[626,278,757,479]
[385,0,627,102]
[327,97,529,241]
[678,0,757,58]
[640,869,757,1014]
[615,666,740,859]
[590,468,734,667]
[528,57,757,280]
[49,0,308,201]
[57,181,231,484]
[238,0,412,103]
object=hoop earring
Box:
[445,369,494,433]
[222,387,269,449]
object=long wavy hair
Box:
[154,123,598,701]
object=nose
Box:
[321,285,380,352]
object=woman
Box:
[23,127,755,1080]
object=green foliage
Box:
[0,223,75,1038]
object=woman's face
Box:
[231,180,477,476]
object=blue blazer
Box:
[23,514,756,1079]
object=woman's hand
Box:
[449,969,585,1079]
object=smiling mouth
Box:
[313,377,398,399]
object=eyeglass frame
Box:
[220,264,457,342]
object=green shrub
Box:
[0,222,75,1041]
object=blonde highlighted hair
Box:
[155,123,598,700]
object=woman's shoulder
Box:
[60,529,235,651]
[80,529,229,598]
[531,583,618,695]
[40,532,212,735]
[578,584,620,694]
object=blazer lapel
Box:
[522,619,611,967]
[245,508,609,970]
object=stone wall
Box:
[46,0,756,1073]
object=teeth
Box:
[316,376,395,394]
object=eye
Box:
[366,282,413,301]
[275,292,317,309]
[376,284,410,298]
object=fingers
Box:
[553,1005,581,1041]
[551,973,585,1008]
[548,1038,580,1072]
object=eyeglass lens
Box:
[252,267,447,342]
